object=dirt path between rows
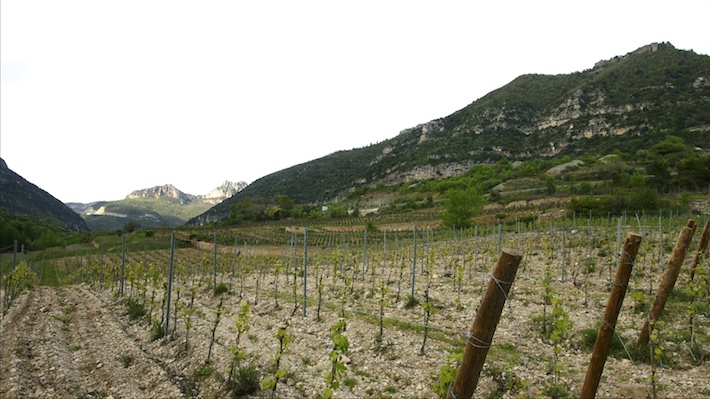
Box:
[0,286,185,399]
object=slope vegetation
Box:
[191,43,710,225]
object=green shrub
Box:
[150,321,165,342]
[343,377,357,389]
[580,325,659,364]
[123,298,146,320]
[119,354,134,368]
[214,282,229,296]
[404,295,419,309]
[195,362,213,381]
[230,365,261,397]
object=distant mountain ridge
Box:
[67,181,247,231]
[126,184,194,204]
[0,158,88,232]
[125,181,248,204]
[190,42,710,225]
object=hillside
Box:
[0,158,88,233]
[190,43,710,225]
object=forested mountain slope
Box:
[191,43,710,225]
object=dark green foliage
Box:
[404,294,419,309]
[580,325,664,364]
[119,354,134,368]
[580,326,625,355]
[365,222,378,233]
[229,365,261,398]
[229,195,302,223]
[150,321,165,342]
[0,158,88,233]
[441,188,484,229]
[194,362,213,381]
[213,282,229,296]
[123,221,142,234]
[0,208,90,251]
[568,187,665,215]
[544,176,557,195]
[384,385,398,393]
[124,298,146,320]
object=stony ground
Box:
[2,238,709,399]
[0,286,184,399]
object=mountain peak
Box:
[592,42,669,70]
[200,181,248,204]
[122,181,247,206]
[126,184,193,204]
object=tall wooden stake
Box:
[448,248,523,399]
[689,220,710,282]
[580,233,642,399]
[637,219,697,347]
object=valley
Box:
[1,42,710,399]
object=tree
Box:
[676,153,710,190]
[228,197,265,223]
[544,175,557,195]
[440,187,484,229]
[274,195,295,213]
[123,220,141,233]
[649,135,687,158]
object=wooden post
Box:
[448,248,523,399]
[689,220,710,282]
[637,219,697,347]
[580,233,642,399]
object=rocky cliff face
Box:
[126,184,195,204]
[125,181,247,205]
[200,181,248,204]
[361,42,710,186]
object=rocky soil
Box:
[2,235,709,399]
[0,286,184,398]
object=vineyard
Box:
[1,212,709,399]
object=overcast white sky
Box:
[2,1,709,203]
